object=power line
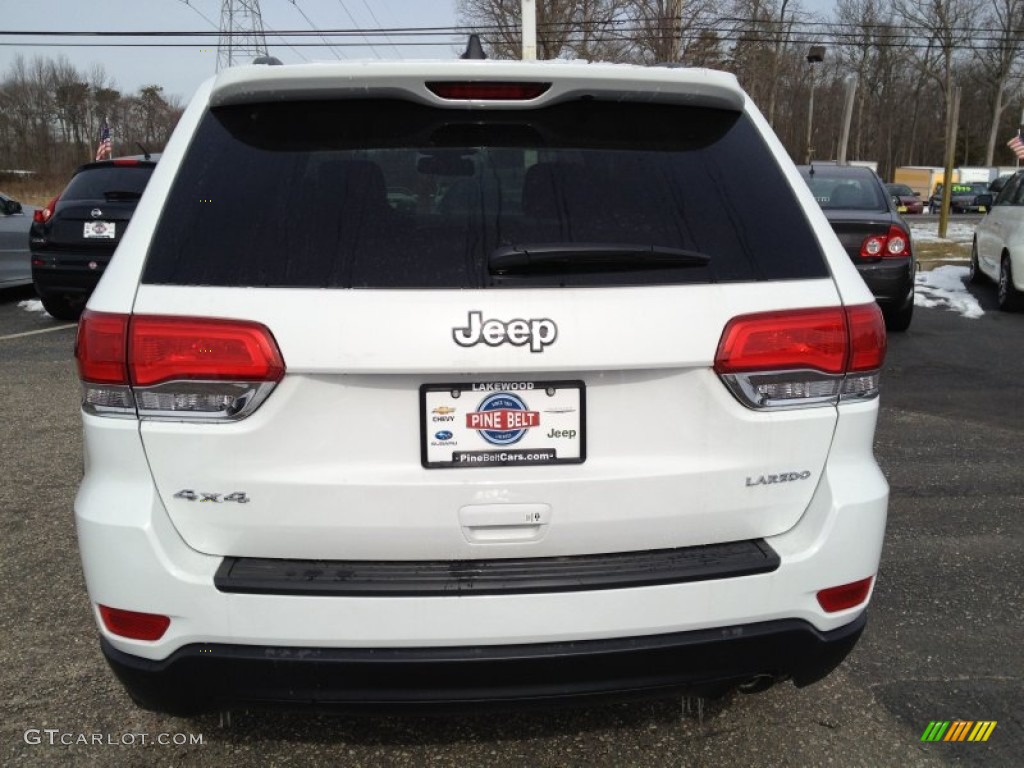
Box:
[3,19,1019,36]
[1,17,1019,54]
[217,0,268,71]
[287,0,346,59]
[334,0,381,59]
[176,0,308,63]
[359,0,402,58]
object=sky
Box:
[0,0,464,103]
[1,1,843,104]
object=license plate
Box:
[897,205,907,213]
[979,206,987,213]
[83,221,115,239]
[421,381,585,468]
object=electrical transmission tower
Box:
[217,0,269,71]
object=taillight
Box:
[75,310,285,421]
[426,81,551,100]
[33,195,59,224]
[715,304,885,409]
[76,312,132,415]
[816,576,874,613]
[860,226,910,259]
[129,316,284,386]
[98,605,170,641]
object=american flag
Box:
[95,121,111,161]
[1008,133,1024,160]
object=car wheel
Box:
[969,240,983,284]
[884,297,914,332]
[997,255,1024,312]
[39,294,83,322]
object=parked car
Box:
[30,155,157,320]
[798,164,915,331]
[988,174,1013,196]
[0,191,35,289]
[75,58,888,715]
[884,183,924,214]
[971,169,1024,311]
[928,182,991,214]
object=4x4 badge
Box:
[174,489,250,503]
[453,311,557,353]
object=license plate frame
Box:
[420,380,586,469]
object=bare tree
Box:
[891,0,984,165]
[973,0,1024,164]
[457,0,630,60]
[0,55,181,176]
[620,0,722,66]
[723,0,812,128]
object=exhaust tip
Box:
[738,674,777,694]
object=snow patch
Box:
[915,266,984,319]
[18,299,46,314]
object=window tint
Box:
[1011,174,1024,205]
[63,166,153,201]
[144,99,828,289]
[801,171,886,211]
[995,174,1023,205]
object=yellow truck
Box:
[893,166,996,199]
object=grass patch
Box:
[0,174,65,207]
[915,240,971,262]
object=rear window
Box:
[801,171,887,211]
[64,166,154,201]
[143,99,828,288]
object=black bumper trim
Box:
[214,540,780,597]
[101,613,866,715]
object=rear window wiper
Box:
[103,190,143,200]
[489,243,711,274]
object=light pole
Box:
[804,46,826,164]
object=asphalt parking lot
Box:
[1,281,1020,767]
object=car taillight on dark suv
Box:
[33,195,59,225]
[75,311,285,421]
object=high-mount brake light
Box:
[715,304,885,410]
[33,195,60,224]
[75,311,285,421]
[426,82,551,101]
[860,226,910,259]
[98,605,170,641]
[111,158,140,166]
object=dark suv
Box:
[30,156,157,320]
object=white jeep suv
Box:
[74,59,889,714]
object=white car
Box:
[74,57,889,715]
[972,169,1024,310]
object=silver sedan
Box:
[0,191,36,289]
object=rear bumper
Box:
[31,251,107,297]
[77,403,888,714]
[102,613,866,715]
[854,257,914,308]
